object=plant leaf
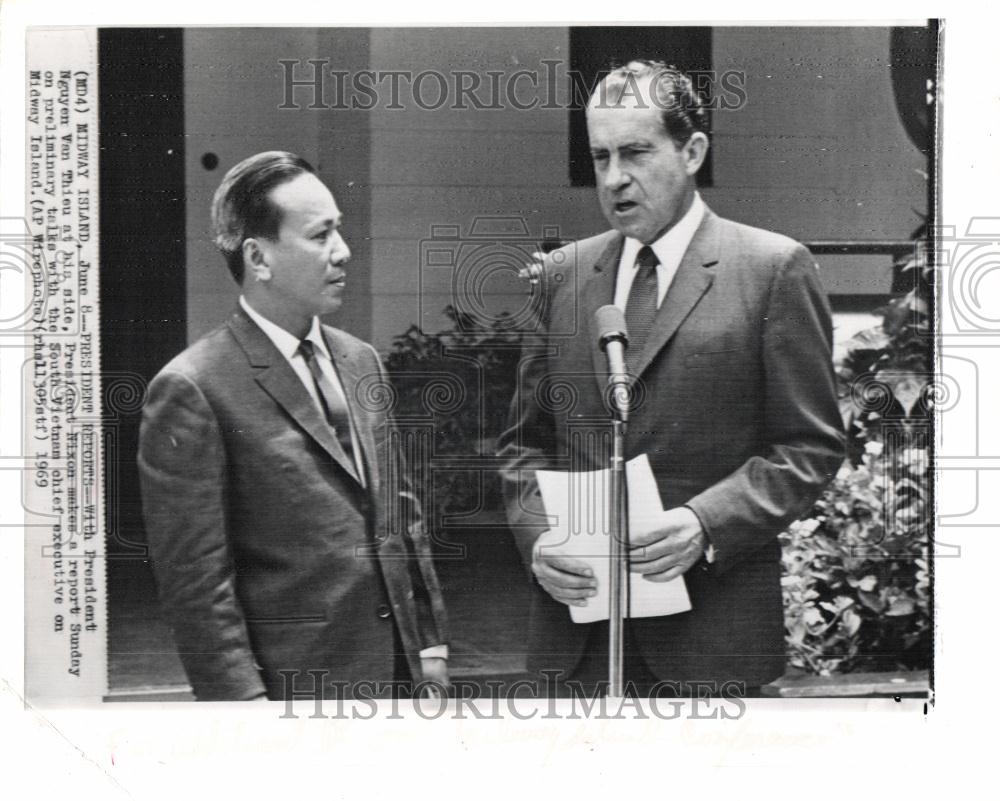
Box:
[886,597,916,617]
[877,371,926,415]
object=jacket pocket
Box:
[243,614,327,624]
[683,348,746,369]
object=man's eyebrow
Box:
[590,140,652,155]
[309,214,342,231]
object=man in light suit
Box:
[139,151,448,701]
[497,62,844,696]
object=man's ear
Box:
[683,132,709,177]
[243,238,271,283]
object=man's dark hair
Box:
[590,60,709,148]
[211,150,316,283]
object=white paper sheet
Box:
[535,454,692,624]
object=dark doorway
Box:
[99,28,188,691]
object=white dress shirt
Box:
[612,192,706,311]
[239,297,449,660]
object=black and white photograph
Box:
[1,3,997,798]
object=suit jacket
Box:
[497,208,845,687]
[138,307,447,700]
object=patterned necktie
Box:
[298,339,359,481]
[624,245,659,372]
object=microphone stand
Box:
[596,308,631,700]
[608,403,628,699]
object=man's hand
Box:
[420,656,449,690]
[629,506,707,582]
[531,537,599,607]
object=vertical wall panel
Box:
[100,28,187,685]
[99,28,186,562]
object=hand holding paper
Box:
[629,505,707,583]
[534,455,693,624]
[530,547,598,608]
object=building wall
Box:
[708,26,926,305]
[182,26,927,350]
[710,27,924,241]
[366,27,601,346]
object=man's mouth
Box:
[614,200,638,213]
[328,275,346,287]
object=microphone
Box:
[595,305,630,421]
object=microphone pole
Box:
[595,305,630,699]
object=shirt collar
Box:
[620,192,706,270]
[239,296,331,361]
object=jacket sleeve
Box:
[496,352,560,571]
[685,245,846,574]
[495,275,560,572]
[137,369,266,700]
[370,346,449,652]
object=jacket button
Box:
[376,604,392,619]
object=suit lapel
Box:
[228,309,363,486]
[583,235,625,394]
[632,210,721,379]
[322,327,377,491]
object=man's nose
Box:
[603,156,630,191]
[329,232,351,265]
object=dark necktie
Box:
[298,339,359,482]
[624,246,659,372]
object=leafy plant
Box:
[382,306,522,521]
[837,231,933,458]
[781,444,931,674]
[781,233,933,674]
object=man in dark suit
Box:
[497,61,844,696]
[138,151,448,701]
